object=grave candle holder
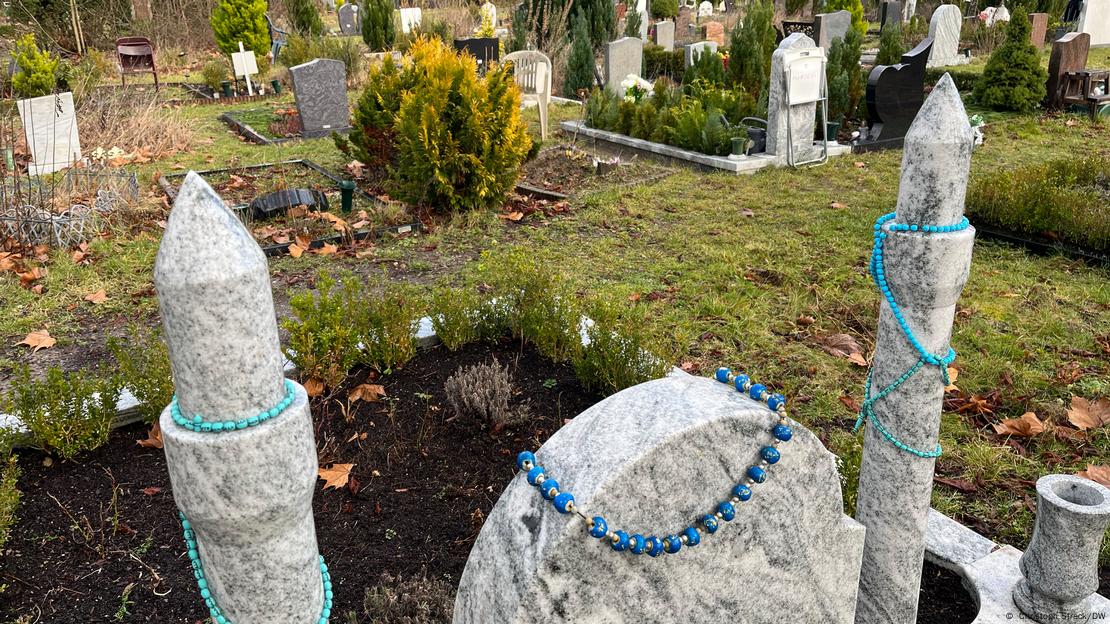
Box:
[338,179,356,213]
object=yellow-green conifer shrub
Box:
[389,38,532,212]
[211,0,271,57]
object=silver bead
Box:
[730,496,740,504]
[745,478,755,485]
[715,512,723,519]
[680,534,689,544]
[743,381,752,391]
[759,391,769,401]
[522,460,533,471]
[759,460,769,467]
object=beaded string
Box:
[178,513,334,624]
[514,368,793,557]
[853,212,970,459]
[171,379,296,432]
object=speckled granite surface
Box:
[454,374,865,623]
[155,172,323,623]
[854,75,977,624]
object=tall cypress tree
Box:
[575,0,616,49]
[565,11,596,97]
[728,0,773,103]
[362,0,396,51]
[974,6,1047,111]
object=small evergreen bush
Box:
[362,0,396,51]
[280,34,364,79]
[4,366,121,460]
[576,0,617,49]
[826,37,851,122]
[573,299,674,395]
[727,0,774,104]
[12,34,59,99]
[0,455,18,552]
[565,12,596,97]
[876,25,905,66]
[824,0,866,39]
[643,44,684,82]
[282,272,364,391]
[624,9,642,37]
[354,276,423,371]
[842,27,864,117]
[211,0,271,57]
[651,0,678,18]
[286,0,324,35]
[973,6,1047,112]
[107,326,174,423]
[429,284,506,350]
[201,58,230,90]
[682,49,726,88]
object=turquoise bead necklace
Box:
[515,369,793,557]
[853,212,970,459]
[171,379,296,432]
[178,513,333,624]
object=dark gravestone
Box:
[338,3,361,35]
[777,20,814,42]
[248,188,329,220]
[289,58,351,137]
[854,37,933,151]
[453,38,500,68]
[1045,32,1091,109]
[880,0,902,31]
[1028,12,1048,48]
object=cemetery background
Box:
[0,0,1110,622]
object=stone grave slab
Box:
[702,20,725,46]
[855,37,933,150]
[1046,32,1090,108]
[605,37,644,95]
[454,373,866,624]
[881,0,902,31]
[338,3,361,35]
[766,33,823,164]
[684,40,718,67]
[1028,12,1048,48]
[814,10,851,49]
[926,4,962,67]
[289,59,350,137]
[17,91,81,176]
[1078,0,1109,47]
[697,0,713,18]
[653,20,675,50]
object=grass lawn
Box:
[1,72,1108,568]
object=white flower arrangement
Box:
[621,74,654,103]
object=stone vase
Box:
[1014,474,1110,622]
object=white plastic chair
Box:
[504,50,552,140]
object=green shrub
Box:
[727,0,773,104]
[576,0,617,49]
[58,49,111,104]
[900,14,928,49]
[282,272,364,390]
[564,12,596,97]
[286,0,325,35]
[824,0,866,39]
[651,0,678,18]
[667,97,746,155]
[682,49,726,88]
[107,326,174,423]
[362,0,396,51]
[3,367,121,460]
[429,284,507,350]
[0,455,18,552]
[11,34,59,99]
[624,9,642,37]
[973,6,1047,112]
[387,38,532,212]
[355,277,423,371]
[643,44,684,82]
[842,27,864,117]
[826,37,851,122]
[211,0,270,57]
[925,66,980,92]
[202,58,230,89]
[965,156,1110,252]
[876,24,905,65]
[574,299,673,395]
[279,34,363,80]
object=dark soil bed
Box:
[0,338,598,623]
[520,144,674,198]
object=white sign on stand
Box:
[231,42,259,96]
[783,47,828,167]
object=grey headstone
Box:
[926,5,962,67]
[814,10,851,49]
[338,3,361,35]
[881,0,902,31]
[289,59,351,137]
[683,40,718,67]
[765,33,821,163]
[604,37,644,95]
[1078,0,1110,46]
[454,374,866,624]
[155,172,324,623]
[654,20,675,51]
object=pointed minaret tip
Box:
[904,74,972,147]
[155,171,266,286]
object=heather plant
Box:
[211,0,270,57]
[973,6,1047,112]
[444,358,514,426]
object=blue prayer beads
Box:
[171,379,297,433]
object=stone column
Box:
[1014,474,1110,621]
[155,172,325,624]
[853,74,976,624]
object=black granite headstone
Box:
[453,38,500,69]
[854,37,933,152]
[776,20,815,42]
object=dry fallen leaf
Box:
[348,383,386,403]
[304,378,325,397]
[628,292,641,302]
[319,463,355,490]
[288,243,305,258]
[853,161,866,168]
[934,476,977,492]
[137,421,164,449]
[142,486,162,496]
[815,333,867,366]
[18,330,56,352]
[829,201,848,209]
[944,367,959,392]
[84,289,108,305]
[992,412,1045,437]
[1066,396,1110,431]
[796,314,815,326]
[1077,464,1110,488]
[313,243,339,256]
